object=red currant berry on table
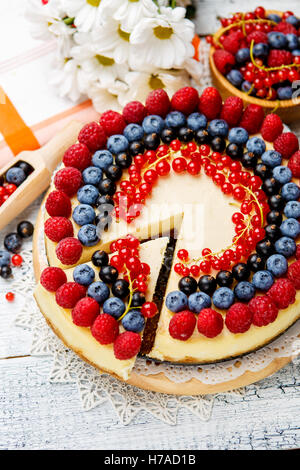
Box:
[6,292,15,302]
[12,254,23,266]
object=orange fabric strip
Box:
[0,87,40,155]
[192,35,201,61]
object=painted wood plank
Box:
[195,0,300,35]
[1,356,299,449]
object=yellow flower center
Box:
[95,55,115,66]
[149,75,165,90]
[118,25,130,42]
[153,26,173,40]
[86,0,101,6]
[128,0,139,2]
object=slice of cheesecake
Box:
[35,237,169,380]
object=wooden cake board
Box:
[33,194,294,395]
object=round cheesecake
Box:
[34,86,300,380]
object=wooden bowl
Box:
[209,10,300,124]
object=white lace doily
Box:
[1,40,300,425]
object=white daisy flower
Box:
[99,0,159,33]
[50,57,89,102]
[72,33,129,86]
[62,0,103,33]
[117,68,191,106]
[91,19,133,65]
[25,0,63,41]
[130,6,195,69]
[90,81,128,113]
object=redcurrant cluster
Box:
[0,183,17,207]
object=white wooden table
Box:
[1,0,300,450]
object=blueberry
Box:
[234,281,256,301]
[82,166,103,186]
[207,119,229,138]
[253,43,269,59]
[284,200,300,219]
[292,50,300,56]
[165,290,188,313]
[0,250,11,267]
[165,111,186,128]
[286,15,299,27]
[268,31,287,49]
[242,80,256,95]
[261,150,282,168]
[272,166,292,184]
[235,48,250,64]
[73,264,95,286]
[282,182,300,201]
[280,218,300,238]
[73,204,95,226]
[267,13,281,23]
[286,33,299,51]
[212,287,234,309]
[266,254,288,277]
[78,224,100,247]
[107,135,129,155]
[121,309,145,332]
[103,297,125,319]
[123,123,144,142]
[6,167,26,186]
[77,185,99,205]
[187,112,207,131]
[142,115,165,134]
[275,236,296,257]
[226,69,243,87]
[4,233,22,253]
[188,292,211,314]
[252,270,274,291]
[228,127,249,145]
[246,137,266,156]
[277,87,293,100]
[92,150,113,170]
[88,281,110,304]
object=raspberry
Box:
[248,296,278,327]
[274,132,299,159]
[91,314,119,345]
[213,49,235,75]
[267,278,296,309]
[72,297,100,327]
[113,331,141,360]
[288,151,300,178]
[171,87,199,115]
[54,167,82,197]
[198,87,222,120]
[225,303,252,333]
[145,89,170,117]
[78,122,106,152]
[239,104,264,134]
[297,245,300,260]
[246,31,268,44]
[40,267,67,292]
[44,217,74,242]
[55,282,86,309]
[222,31,242,54]
[274,21,297,35]
[287,260,300,289]
[169,310,196,341]
[63,143,91,172]
[260,114,283,142]
[56,237,83,265]
[220,96,243,126]
[100,110,126,137]
[197,308,224,338]
[268,50,293,68]
[123,101,146,124]
[45,190,72,218]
